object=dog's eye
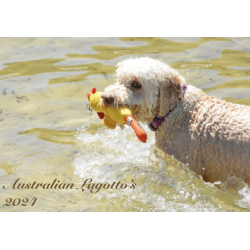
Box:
[132,82,141,89]
[105,97,113,104]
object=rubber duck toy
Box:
[87,87,147,143]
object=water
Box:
[1,37,250,212]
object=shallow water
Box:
[1,37,250,212]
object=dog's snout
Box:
[101,93,114,105]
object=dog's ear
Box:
[158,74,182,117]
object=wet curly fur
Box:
[101,57,250,183]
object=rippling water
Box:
[1,37,250,212]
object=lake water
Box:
[1,37,250,212]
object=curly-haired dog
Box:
[101,57,250,183]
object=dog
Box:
[101,57,250,183]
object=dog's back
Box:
[156,85,250,182]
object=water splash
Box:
[74,123,155,180]
[237,185,250,209]
[72,123,226,211]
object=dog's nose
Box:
[101,93,114,105]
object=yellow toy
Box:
[87,87,147,143]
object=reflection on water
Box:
[1,37,250,212]
[223,97,250,106]
[66,37,232,60]
[18,128,77,145]
[0,59,116,85]
[171,49,250,78]
[203,79,250,94]
[0,160,18,176]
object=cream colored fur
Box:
[102,57,250,183]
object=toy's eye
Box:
[132,82,141,89]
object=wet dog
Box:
[101,57,250,183]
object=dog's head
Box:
[101,57,186,123]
